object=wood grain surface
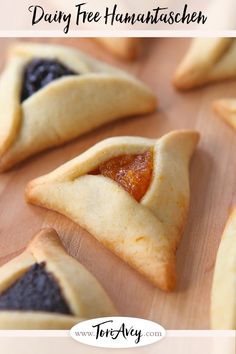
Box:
[0,37,235,330]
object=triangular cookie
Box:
[174,38,236,90]
[211,208,236,330]
[0,228,117,329]
[0,42,156,171]
[26,130,199,292]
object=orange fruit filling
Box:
[91,149,153,201]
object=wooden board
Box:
[0,37,235,330]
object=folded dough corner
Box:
[25,130,200,292]
[173,38,236,90]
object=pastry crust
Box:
[211,208,236,330]
[0,228,117,329]
[173,38,236,90]
[26,130,199,292]
[213,99,236,132]
[0,42,156,172]
[94,38,140,60]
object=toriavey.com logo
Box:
[70,317,166,348]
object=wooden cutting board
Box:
[0,37,235,330]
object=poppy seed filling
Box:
[0,262,72,315]
[21,58,77,102]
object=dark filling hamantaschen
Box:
[0,262,72,315]
[21,58,77,102]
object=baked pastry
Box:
[95,38,140,60]
[26,130,199,292]
[0,42,156,172]
[174,38,236,90]
[211,208,236,330]
[213,99,236,132]
[0,228,117,329]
